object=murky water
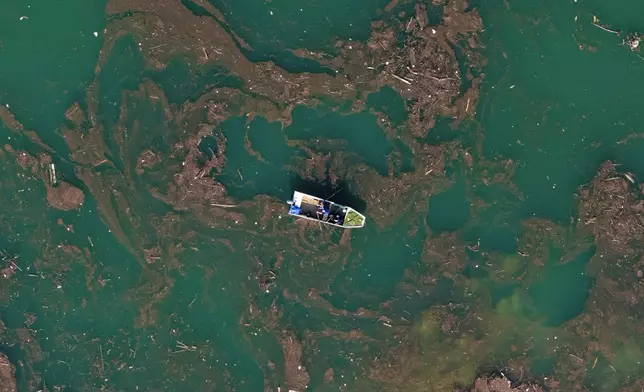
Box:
[1,0,644,391]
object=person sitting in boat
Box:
[316,200,325,215]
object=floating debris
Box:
[49,163,57,185]
[174,341,197,353]
[591,16,619,35]
[591,15,642,52]
[624,33,641,51]
[391,73,412,85]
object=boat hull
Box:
[287,191,365,228]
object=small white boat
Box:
[287,191,365,228]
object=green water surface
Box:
[1,0,644,390]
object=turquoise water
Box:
[427,180,470,233]
[1,0,644,390]
[209,0,390,54]
[366,87,408,126]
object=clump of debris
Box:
[592,15,642,52]
[364,0,483,135]
[0,353,17,392]
[10,149,85,210]
[46,180,85,211]
[151,125,227,210]
[281,334,310,391]
[624,33,641,51]
[577,161,644,258]
[454,376,543,392]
